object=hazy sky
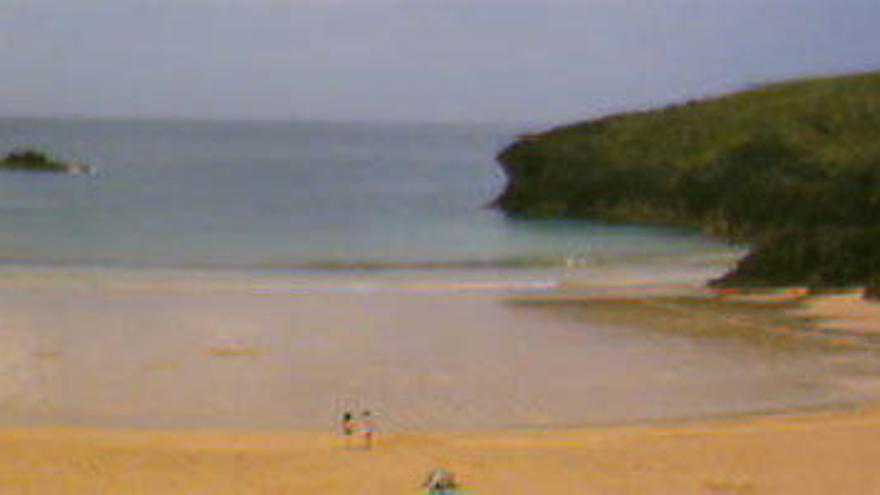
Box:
[1,0,878,123]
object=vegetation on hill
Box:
[495,71,880,293]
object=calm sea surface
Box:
[0,118,730,270]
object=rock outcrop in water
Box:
[494,71,880,296]
[1,150,93,175]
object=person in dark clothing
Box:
[341,411,356,448]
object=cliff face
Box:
[495,71,880,291]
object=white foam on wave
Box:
[0,264,562,297]
[251,279,560,295]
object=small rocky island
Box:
[1,150,93,175]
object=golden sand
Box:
[1,272,878,493]
[709,286,880,335]
[791,290,880,335]
[1,406,878,494]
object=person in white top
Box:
[360,410,378,450]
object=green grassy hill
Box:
[495,71,880,291]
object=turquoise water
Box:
[0,118,731,271]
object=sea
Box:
[0,118,730,272]
[0,118,876,430]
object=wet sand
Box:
[700,286,880,336]
[0,267,872,429]
[792,290,880,335]
[1,406,879,494]
[0,268,879,493]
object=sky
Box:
[1,0,879,124]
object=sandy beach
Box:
[790,290,880,335]
[1,269,879,493]
[0,405,878,494]
[0,267,873,429]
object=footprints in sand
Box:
[704,477,757,494]
[203,336,263,358]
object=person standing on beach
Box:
[360,410,378,450]
[341,411,356,448]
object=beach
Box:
[0,266,878,493]
[1,405,878,494]
[0,266,874,430]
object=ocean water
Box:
[0,118,732,271]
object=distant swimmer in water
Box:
[341,411,356,448]
[360,410,378,450]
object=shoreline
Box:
[0,266,878,491]
[0,264,877,428]
[525,280,880,338]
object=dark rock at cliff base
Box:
[711,228,880,289]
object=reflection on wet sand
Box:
[0,268,876,430]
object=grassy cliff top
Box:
[504,71,880,179]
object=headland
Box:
[495,71,880,294]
